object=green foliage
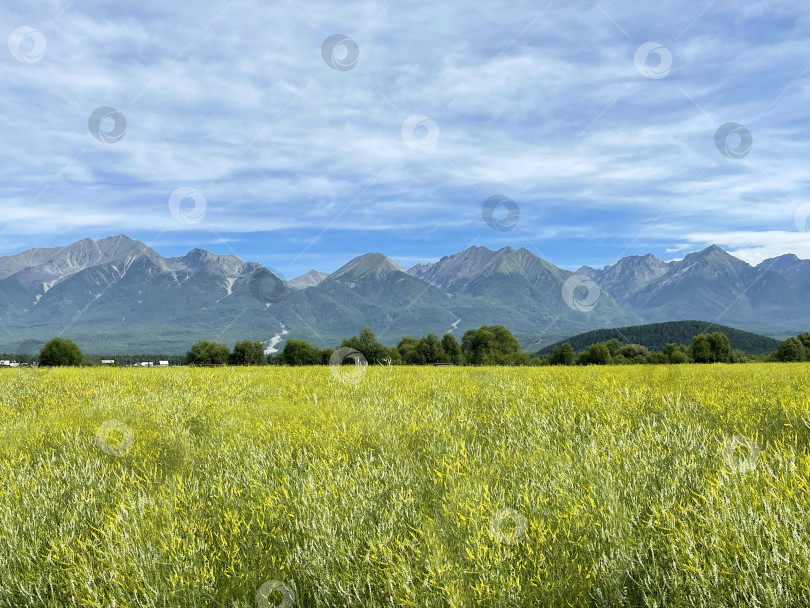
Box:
[38,338,83,367]
[461,325,523,365]
[691,332,733,363]
[397,336,423,364]
[341,326,390,365]
[185,340,230,365]
[577,342,612,365]
[537,320,780,356]
[669,349,689,364]
[546,342,575,365]
[386,346,402,365]
[441,332,463,364]
[277,339,324,365]
[229,340,266,366]
[616,343,649,363]
[416,333,449,364]
[775,337,809,362]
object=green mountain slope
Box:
[536,320,781,355]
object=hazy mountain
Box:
[618,245,810,337]
[408,246,507,293]
[0,237,807,354]
[408,246,645,347]
[759,254,810,295]
[287,270,328,290]
[577,253,672,303]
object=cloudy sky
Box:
[1,0,809,278]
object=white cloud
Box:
[1,0,810,265]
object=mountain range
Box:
[0,235,806,354]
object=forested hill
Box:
[536,320,781,355]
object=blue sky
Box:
[1,0,809,278]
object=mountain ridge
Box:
[0,236,806,353]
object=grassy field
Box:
[1,364,809,607]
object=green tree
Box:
[417,333,449,364]
[461,325,522,365]
[39,337,83,366]
[278,339,322,365]
[397,336,424,364]
[341,326,389,364]
[386,346,402,365]
[229,340,266,365]
[582,343,612,365]
[617,343,648,363]
[663,342,690,363]
[669,350,689,364]
[604,339,623,358]
[775,337,808,362]
[186,340,230,365]
[441,333,463,364]
[646,352,669,364]
[690,332,733,363]
[548,342,575,365]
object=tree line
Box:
[7,328,810,366]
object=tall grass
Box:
[0,364,808,607]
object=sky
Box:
[1,0,810,279]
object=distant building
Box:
[159,361,169,367]
[101,360,114,365]
[140,362,154,367]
